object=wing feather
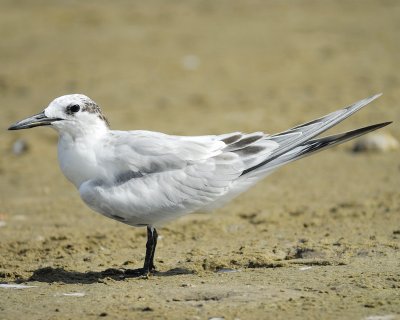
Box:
[241,94,382,175]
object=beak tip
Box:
[7,111,60,131]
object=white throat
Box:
[57,124,109,188]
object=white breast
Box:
[57,134,107,188]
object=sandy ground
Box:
[1,1,400,319]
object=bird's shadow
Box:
[19,266,193,284]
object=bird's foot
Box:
[124,267,157,278]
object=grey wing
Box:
[79,131,255,225]
[79,151,245,226]
[240,94,382,175]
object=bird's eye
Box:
[69,104,80,113]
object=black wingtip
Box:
[368,121,392,130]
[381,120,392,126]
[317,121,393,145]
[240,120,392,176]
[301,121,393,155]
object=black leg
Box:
[149,228,158,271]
[143,226,158,274]
[124,226,159,278]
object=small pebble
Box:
[35,235,45,242]
[299,266,312,271]
[182,55,200,71]
[216,268,240,273]
[62,292,85,297]
[352,133,399,153]
[12,139,28,155]
[0,284,37,289]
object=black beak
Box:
[8,111,63,130]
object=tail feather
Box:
[267,121,392,168]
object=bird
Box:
[8,93,390,276]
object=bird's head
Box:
[8,94,110,136]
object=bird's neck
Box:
[57,123,109,142]
[57,126,109,188]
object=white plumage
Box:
[8,93,389,275]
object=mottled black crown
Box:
[78,95,110,128]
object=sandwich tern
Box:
[8,93,390,276]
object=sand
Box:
[0,1,399,319]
